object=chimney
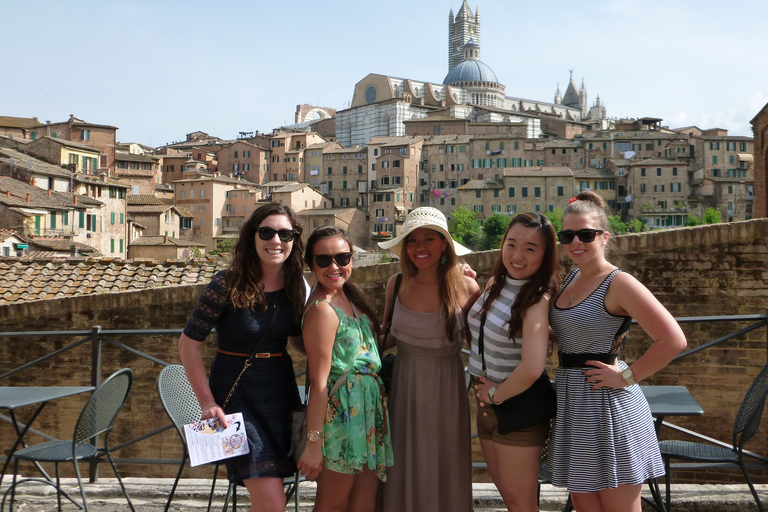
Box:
[164,235,168,244]
[5,191,9,198]
[74,196,78,205]
[47,189,51,196]
[25,193,30,204]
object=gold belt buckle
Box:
[253,353,272,359]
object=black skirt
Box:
[209,352,300,483]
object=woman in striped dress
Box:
[548,191,687,512]
[469,213,559,512]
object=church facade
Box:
[336,1,608,148]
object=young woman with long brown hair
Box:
[178,202,307,512]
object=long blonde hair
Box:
[399,231,466,340]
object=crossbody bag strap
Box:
[223,295,283,408]
[478,312,487,373]
[379,272,403,355]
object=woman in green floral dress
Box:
[298,226,393,512]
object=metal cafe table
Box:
[641,385,704,512]
[0,386,95,487]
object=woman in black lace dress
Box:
[178,203,307,512]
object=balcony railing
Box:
[1,310,766,485]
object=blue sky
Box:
[3,0,766,146]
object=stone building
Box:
[33,115,118,173]
[751,102,768,218]
[335,3,605,147]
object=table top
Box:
[640,385,703,417]
[0,386,95,410]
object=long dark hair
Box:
[226,202,306,322]
[305,226,381,335]
[398,231,465,340]
[481,213,559,340]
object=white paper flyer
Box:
[183,413,249,467]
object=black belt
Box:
[558,352,618,368]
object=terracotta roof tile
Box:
[0,258,227,305]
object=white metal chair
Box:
[157,364,301,512]
[1,368,135,512]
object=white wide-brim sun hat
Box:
[378,207,471,257]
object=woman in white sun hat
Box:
[378,207,480,512]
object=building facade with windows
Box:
[173,175,256,250]
[33,115,117,173]
[215,140,269,184]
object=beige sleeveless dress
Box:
[381,298,472,512]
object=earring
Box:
[440,251,446,265]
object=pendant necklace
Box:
[567,274,578,306]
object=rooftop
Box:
[0,258,226,305]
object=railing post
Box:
[89,325,102,482]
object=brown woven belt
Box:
[217,349,283,358]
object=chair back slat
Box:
[733,364,768,450]
[74,368,133,445]
[157,365,202,439]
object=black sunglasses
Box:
[557,229,605,244]
[256,227,297,242]
[314,252,353,268]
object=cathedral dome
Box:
[442,58,498,85]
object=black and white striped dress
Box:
[548,269,664,492]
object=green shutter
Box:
[79,212,84,228]
[111,212,115,224]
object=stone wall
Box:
[1,219,768,484]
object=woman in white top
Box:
[468,213,559,512]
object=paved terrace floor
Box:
[1,478,767,511]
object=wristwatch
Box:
[307,429,322,442]
[487,386,501,405]
[621,368,637,387]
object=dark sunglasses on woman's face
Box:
[557,229,604,244]
[314,252,353,268]
[256,227,297,242]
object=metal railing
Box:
[0,310,767,483]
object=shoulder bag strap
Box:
[378,273,403,356]
[478,312,487,373]
[223,295,283,408]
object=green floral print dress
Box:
[303,300,393,481]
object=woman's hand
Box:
[199,401,229,427]
[296,442,324,481]
[584,360,627,390]
[459,262,477,279]
[473,377,496,405]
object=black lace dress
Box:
[183,271,301,483]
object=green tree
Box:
[627,219,644,233]
[607,214,628,235]
[189,246,203,259]
[209,238,235,256]
[685,214,701,227]
[448,207,481,249]
[701,207,722,224]
[481,213,509,250]
[544,208,563,233]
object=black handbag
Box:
[478,313,556,435]
[377,273,402,394]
